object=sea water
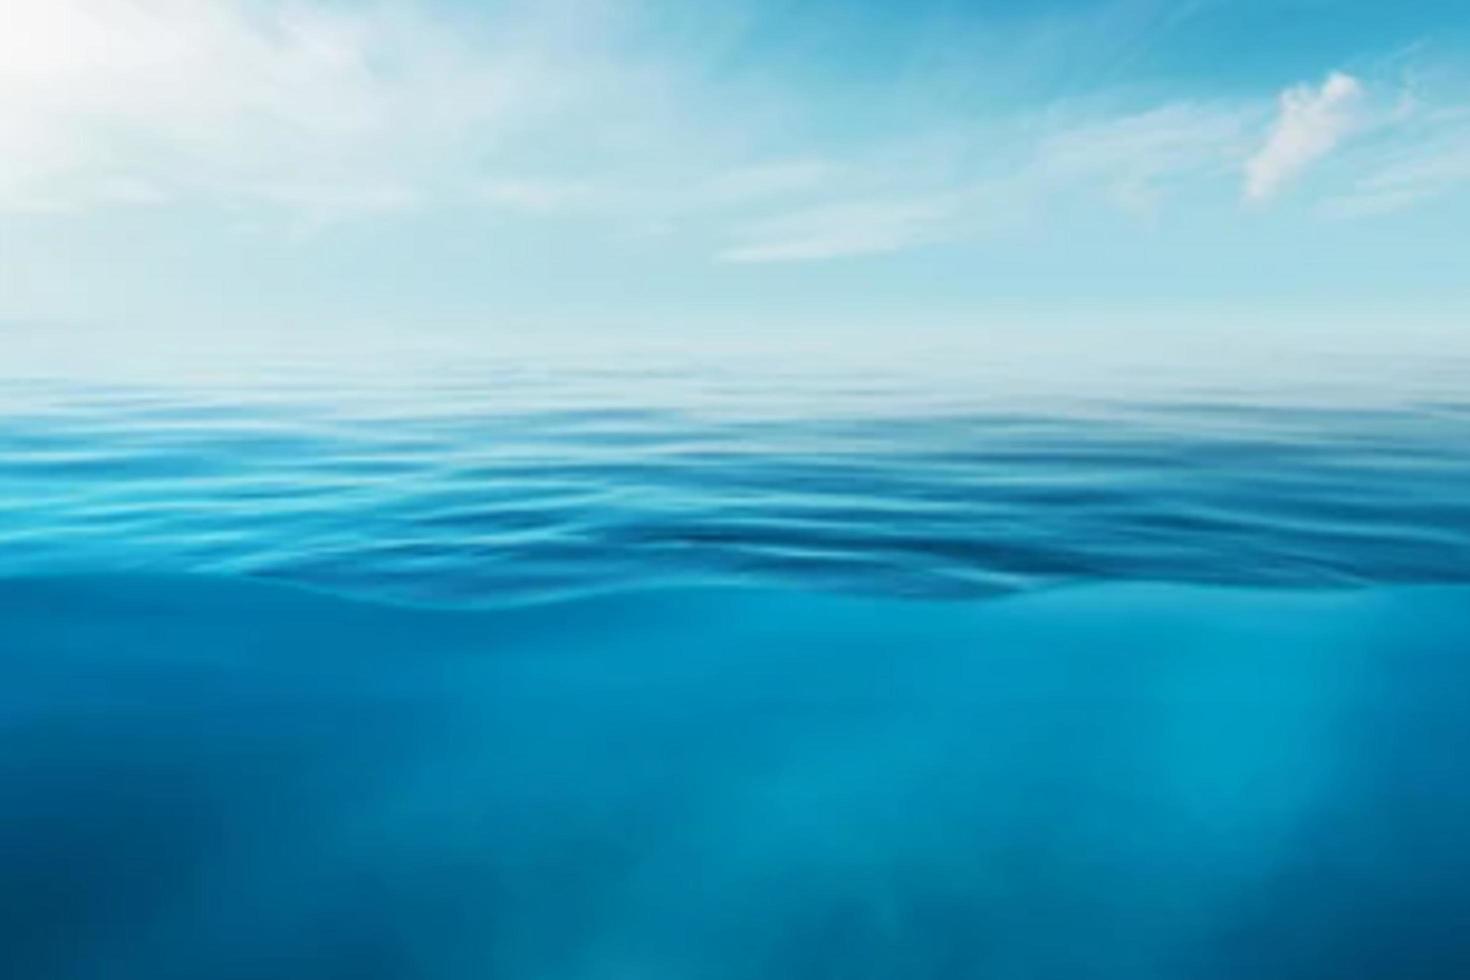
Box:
[4,330,1470,978]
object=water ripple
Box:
[4,357,1470,606]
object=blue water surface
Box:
[4,335,1470,977]
[5,338,1470,603]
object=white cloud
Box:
[0,0,593,216]
[1244,71,1364,202]
[0,0,839,231]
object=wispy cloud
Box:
[1038,101,1253,211]
[472,178,600,213]
[699,160,840,208]
[0,0,637,217]
[719,100,1251,263]
[5,1,1467,267]
[719,197,960,263]
[1325,106,1470,217]
[1244,72,1365,202]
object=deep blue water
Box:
[4,338,1470,977]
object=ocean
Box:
[4,331,1470,977]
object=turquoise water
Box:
[5,340,1470,977]
[6,341,1470,603]
[6,577,1470,978]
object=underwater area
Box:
[5,336,1470,978]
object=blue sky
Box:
[3,0,1470,343]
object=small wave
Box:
[4,366,1470,607]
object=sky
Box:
[3,0,1470,348]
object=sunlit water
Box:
[5,328,1470,977]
